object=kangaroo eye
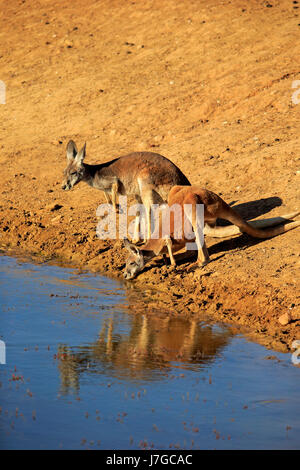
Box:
[70,172,77,176]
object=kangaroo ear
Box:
[75,142,86,166]
[123,238,141,255]
[66,140,78,161]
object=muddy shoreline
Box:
[0,0,299,353]
[1,213,298,354]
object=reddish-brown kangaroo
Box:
[123,185,300,279]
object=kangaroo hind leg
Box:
[165,237,176,266]
[138,181,156,241]
[185,194,210,267]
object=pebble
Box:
[277,309,289,324]
[51,214,63,223]
[64,39,73,48]
[278,311,300,325]
[47,203,63,212]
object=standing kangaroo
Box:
[62,140,190,240]
[123,185,300,279]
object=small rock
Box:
[264,355,279,361]
[48,203,63,212]
[51,215,63,223]
[278,312,291,326]
[64,39,73,48]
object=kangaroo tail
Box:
[204,210,300,238]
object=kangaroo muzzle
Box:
[123,271,136,280]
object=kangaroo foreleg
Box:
[165,237,176,266]
[111,182,119,211]
[132,214,141,243]
[104,192,112,205]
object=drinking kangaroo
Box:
[123,185,300,279]
[62,140,190,240]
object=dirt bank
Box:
[0,0,299,352]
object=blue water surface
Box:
[0,254,299,450]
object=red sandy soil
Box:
[0,0,299,352]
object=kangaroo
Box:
[123,185,300,279]
[62,140,190,240]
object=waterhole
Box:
[0,254,299,449]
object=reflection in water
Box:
[2,254,300,450]
[57,314,233,394]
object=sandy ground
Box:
[0,0,299,352]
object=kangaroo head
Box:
[123,238,145,280]
[62,140,86,191]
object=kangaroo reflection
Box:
[57,314,233,394]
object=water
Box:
[0,254,299,450]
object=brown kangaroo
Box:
[61,140,190,240]
[123,185,300,279]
